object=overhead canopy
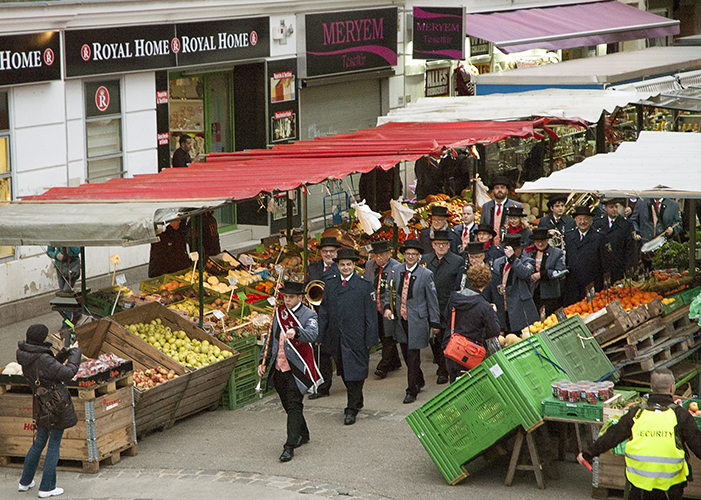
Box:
[377,89,644,125]
[637,87,701,113]
[518,131,701,198]
[466,0,680,54]
[0,202,227,247]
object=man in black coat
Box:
[538,194,576,237]
[524,228,567,317]
[364,240,402,379]
[563,206,606,306]
[475,223,504,270]
[306,236,341,283]
[418,205,460,254]
[593,198,638,283]
[422,230,463,385]
[316,248,378,425]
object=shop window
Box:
[0,91,13,258]
[85,80,123,183]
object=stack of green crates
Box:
[220,334,260,410]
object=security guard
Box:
[579,368,701,500]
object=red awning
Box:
[466,0,680,54]
[26,120,564,203]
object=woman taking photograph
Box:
[16,324,81,498]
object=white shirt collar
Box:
[291,302,302,313]
[406,263,419,273]
[341,273,353,283]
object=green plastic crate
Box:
[539,315,619,383]
[226,334,258,368]
[405,364,520,485]
[541,396,604,422]
[483,334,570,429]
[220,370,257,410]
[680,287,701,305]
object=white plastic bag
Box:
[474,174,491,208]
[390,199,416,228]
[352,200,382,235]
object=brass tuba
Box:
[305,280,325,306]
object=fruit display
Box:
[254,280,275,294]
[205,275,233,294]
[168,299,213,319]
[133,366,178,389]
[226,269,263,287]
[73,353,127,380]
[150,290,185,305]
[688,401,701,416]
[124,319,233,369]
[159,280,182,291]
[522,314,559,335]
[563,288,663,317]
[214,311,271,342]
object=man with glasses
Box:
[307,237,341,284]
[384,239,440,404]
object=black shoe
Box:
[308,392,329,400]
[403,394,417,404]
[279,449,294,462]
[374,369,387,379]
[344,414,357,425]
[437,376,449,385]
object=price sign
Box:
[255,244,265,253]
[365,244,373,252]
[275,264,284,275]
[554,308,568,323]
[239,254,255,267]
[279,236,287,247]
[315,233,322,242]
[585,282,596,302]
[109,254,121,265]
[189,251,199,262]
[603,272,612,290]
[228,276,238,287]
[212,309,225,320]
[237,292,248,303]
[115,274,127,286]
[267,296,277,306]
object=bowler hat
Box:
[333,247,361,262]
[547,194,568,209]
[505,206,526,218]
[475,223,496,237]
[370,240,391,254]
[466,241,487,255]
[428,205,449,217]
[319,236,343,249]
[490,175,511,190]
[26,324,49,346]
[399,239,424,254]
[502,234,522,248]
[431,230,452,241]
[530,228,550,241]
[573,206,594,217]
[601,197,623,206]
[282,281,305,295]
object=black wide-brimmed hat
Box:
[530,228,550,241]
[490,175,512,189]
[370,240,391,254]
[505,206,526,218]
[573,206,594,217]
[318,236,343,249]
[502,234,522,248]
[282,281,305,295]
[466,241,487,255]
[399,239,424,254]
[475,223,496,237]
[600,197,623,206]
[547,194,568,208]
[428,205,449,217]
[431,230,452,241]
[333,247,361,262]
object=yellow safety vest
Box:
[624,406,688,491]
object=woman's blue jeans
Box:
[20,427,64,491]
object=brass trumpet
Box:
[305,280,325,306]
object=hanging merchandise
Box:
[474,174,491,208]
[352,200,382,235]
[390,199,416,228]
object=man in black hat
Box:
[480,176,522,247]
[538,194,575,236]
[456,241,490,290]
[475,223,505,269]
[563,206,606,306]
[258,281,319,462]
[484,233,538,334]
[422,230,463,385]
[593,198,638,283]
[307,237,342,283]
[364,240,402,379]
[418,205,460,255]
[316,248,378,425]
[383,239,440,404]
[501,205,532,248]
[524,228,567,317]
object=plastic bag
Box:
[474,174,491,208]
[352,200,382,235]
[390,199,416,229]
[689,293,701,320]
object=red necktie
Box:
[496,204,502,217]
[324,265,329,272]
[655,200,661,213]
[342,280,347,287]
[376,266,383,312]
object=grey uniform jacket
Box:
[485,254,539,333]
[524,245,566,300]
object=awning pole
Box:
[80,247,87,308]
[393,163,400,257]
[303,186,308,279]
[690,199,696,281]
[596,113,606,154]
[286,192,293,242]
[635,104,644,138]
[198,213,204,329]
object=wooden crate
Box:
[0,380,137,473]
[109,303,239,427]
[586,301,634,345]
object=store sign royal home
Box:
[65,18,270,77]
[304,7,398,78]
[412,7,465,61]
[0,32,61,86]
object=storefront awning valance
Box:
[518,131,701,198]
[466,0,680,54]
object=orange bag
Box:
[443,308,486,370]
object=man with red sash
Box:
[258,281,321,462]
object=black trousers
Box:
[272,369,309,451]
[400,341,425,397]
[533,285,561,318]
[375,311,402,372]
[334,350,365,415]
[624,479,685,500]
[315,349,333,395]
[429,328,448,378]
[445,358,465,384]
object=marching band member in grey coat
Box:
[523,228,567,317]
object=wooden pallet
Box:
[0,442,137,473]
[615,336,698,375]
[663,305,694,336]
[602,317,669,363]
[620,359,700,387]
[587,301,635,345]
